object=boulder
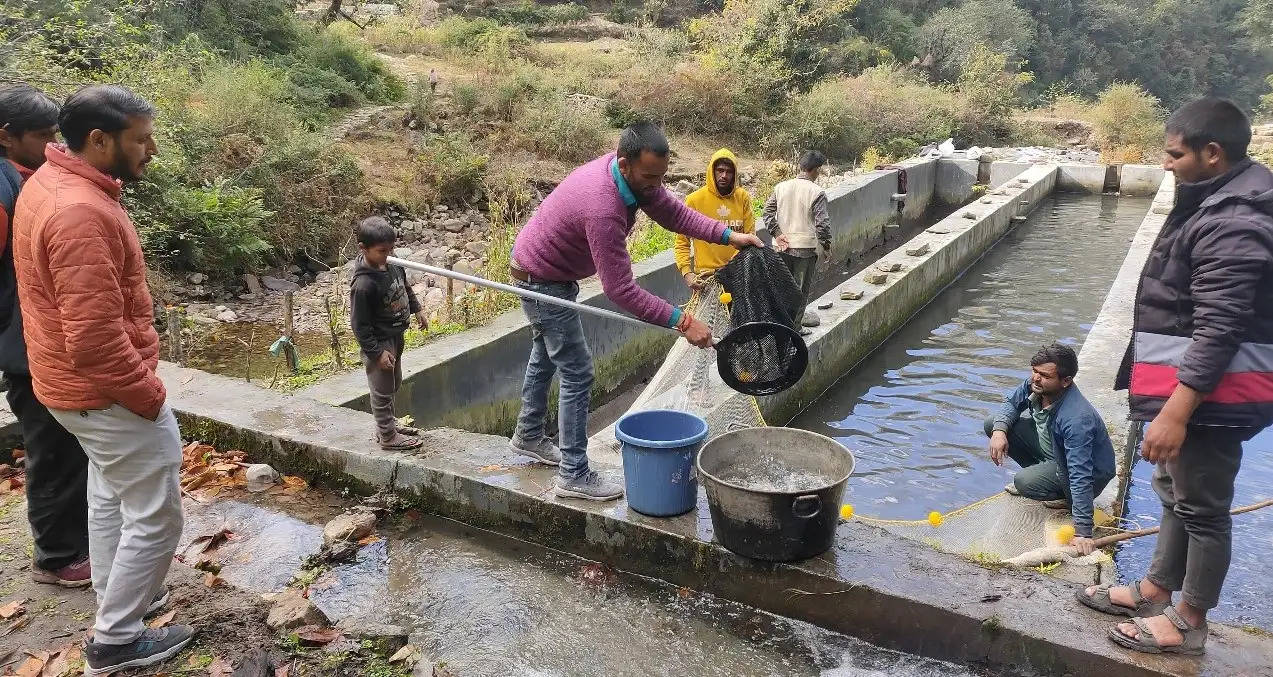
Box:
[424,287,446,310]
[261,276,300,293]
[840,290,863,301]
[864,272,888,285]
[452,259,476,276]
[801,310,820,327]
[904,243,930,257]
[394,247,414,258]
[322,512,377,548]
[266,590,329,631]
[246,464,280,492]
[187,272,208,285]
[442,218,466,233]
[876,261,903,272]
[464,241,487,257]
[334,620,409,655]
[216,310,238,323]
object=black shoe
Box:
[85,625,194,675]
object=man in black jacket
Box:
[1077,99,1273,655]
[0,84,91,588]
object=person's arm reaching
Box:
[584,212,714,347]
[644,186,763,250]
[44,206,165,419]
[762,193,780,236]
[989,380,1029,466]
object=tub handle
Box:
[792,494,821,519]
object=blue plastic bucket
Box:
[614,410,709,517]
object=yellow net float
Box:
[719,292,732,305]
[839,504,854,520]
[928,511,944,527]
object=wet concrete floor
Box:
[182,490,997,676]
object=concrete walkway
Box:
[161,362,1273,677]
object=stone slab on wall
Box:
[1120,165,1167,196]
[1057,164,1111,193]
[936,159,980,206]
[989,162,1033,188]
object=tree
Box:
[916,0,1034,82]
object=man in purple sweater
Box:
[509,122,764,500]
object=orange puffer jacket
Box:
[12,145,164,419]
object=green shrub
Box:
[511,99,610,163]
[955,44,1034,144]
[413,133,490,206]
[151,180,273,276]
[487,2,588,26]
[433,16,531,58]
[303,30,405,103]
[285,62,366,123]
[235,134,371,266]
[452,84,481,116]
[188,61,300,141]
[768,66,960,161]
[1091,83,1165,163]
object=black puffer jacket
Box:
[1115,158,1273,429]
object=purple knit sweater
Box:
[512,153,728,325]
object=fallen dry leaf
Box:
[0,599,26,619]
[203,572,222,588]
[0,479,12,493]
[293,625,341,646]
[677,587,692,599]
[41,644,80,677]
[208,656,234,677]
[211,463,239,472]
[477,464,507,472]
[11,449,24,460]
[189,528,234,554]
[147,609,177,629]
[1,615,30,636]
[274,666,290,677]
[13,651,49,677]
[282,475,307,489]
[356,534,381,547]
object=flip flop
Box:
[1107,607,1207,655]
[1077,580,1170,618]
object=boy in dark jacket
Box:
[0,84,92,588]
[1078,99,1273,655]
[350,217,428,451]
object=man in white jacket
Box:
[763,150,831,333]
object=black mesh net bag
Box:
[712,247,809,396]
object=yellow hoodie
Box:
[676,148,754,275]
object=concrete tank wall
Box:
[760,165,1060,425]
[303,157,979,436]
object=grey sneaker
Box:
[1042,499,1071,510]
[554,471,623,501]
[510,437,562,466]
[1004,482,1021,496]
[146,587,170,617]
[85,625,194,675]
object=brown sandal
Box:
[380,435,423,451]
[1107,607,1207,655]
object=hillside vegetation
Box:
[3,0,1270,286]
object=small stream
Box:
[181,491,990,676]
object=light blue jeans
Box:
[513,279,593,480]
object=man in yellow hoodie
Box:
[676,149,755,290]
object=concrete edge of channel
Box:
[158,363,1273,677]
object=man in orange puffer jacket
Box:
[12,85,191,675]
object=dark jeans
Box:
[513,279,593,480]
[4,373,89,570]
[364,333,405,442]
[983,415,1066,500]
[1146,425,1247,611]
[780,251,817,326]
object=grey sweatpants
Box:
[50,403,184,645]
[1146,425,1247,611]
[365,334,405,442]
[780,251,818,326]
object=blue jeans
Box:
[514,279,594,480]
